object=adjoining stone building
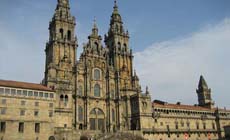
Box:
[0,80,55,140]
[0,0,230,140]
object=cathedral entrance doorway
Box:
[48,136,55,140]
[89,108,105,132]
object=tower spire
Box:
[196,75,214,108]
[90,17,99,37]
[106,0,125,36]
[57,0,70,8]
[53,0,74,23]
[198,75,208,90]
[113,0,118,12]
[93,16,98,30]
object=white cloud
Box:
[134,18,230,108]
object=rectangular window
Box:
[21,101,26,106]
[17,90,22,96]
[160,122,164,126]
[28,91,33,97]
[187,122,190,128]
[35,123,40,133]
[197,124,200,129]
[0,88,4,94]
[1,99,6,105]
[49,103,53,108]
[0,122,6,132]
[5,88,10,94]
[45,93,49,98]
[35,102,39,107]
[203,123,206,130]
[181,122,184,127]
[50,93,54,98]
[20,110,25,116]
[34,111,39,117]
[39,92,43,97]
[1,108,6,115]
[34,92,38,97]
[23,90,27,96]
[11,89,16,95]
[176,124,178,129]
[49,111,53,117]
[18,122,24,133]
[213,123,216,129]
[98,119,105,131]
[89,119,96,130]
[167,125,170,130]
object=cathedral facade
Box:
[0,0,230,140]
[44,0,151,134]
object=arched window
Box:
[79,124,83,130]
[89,108,105,131]
[78,106,83,121]
[93,42,99,53]
[65,95,68,102]
[94,69,100,80]
[60,95,64,101]
[67,30,71,40]
[94,84,100,97]
[49,136,55,140]
[112,109,115,122]
[90,108,97,115]
[124,43,127,51]
[59,28,64,39]
[98,109,104,115]
[111,90,115,99]
[118,42,121,51]
[78,85,83,96]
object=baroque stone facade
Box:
[0,0,230,140]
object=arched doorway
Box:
[48,136,55,140]
[89,108,105,132]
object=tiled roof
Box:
[0,79,54,92]
[153,101,211,111]
[153,101,230,112]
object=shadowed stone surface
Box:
[96,132,146,140]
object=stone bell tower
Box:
[105,0,133,90]
[44,0,77,130]
[196,75,215,108]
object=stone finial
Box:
[146,86,149,95]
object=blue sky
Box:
[0,0,230,108]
